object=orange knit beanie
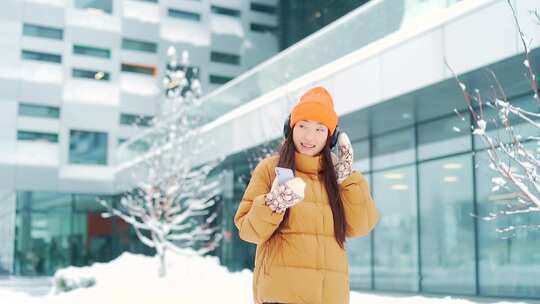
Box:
[290,86,338,135]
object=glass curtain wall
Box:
[227,94,540,299]
[14,192,148,276]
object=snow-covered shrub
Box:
[51,266,96,294]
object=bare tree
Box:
[448,1,540,236]
[103,46,222,277]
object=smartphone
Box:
[275,167,294,185]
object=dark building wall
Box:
[279,0,371,50]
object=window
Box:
[17,131,58,143]
[15,192,72,275]
[279,0,368,49]
[418,114,471,161]
[119,113,154,127]
[211,5,240,17]
[168,8,200,21]
[209,74,233,85]
[121,63,156,76]
[346,173,372,289]
[73,44,111,59]
[74,0,112,14]
[69,130,108,165]
[121,38,158,53]
[250,23,277,34]
[352,139,370,173]
[250,2,276,15]
[372,127,415,170]
[23,24,63,40]
[373,165,419,291]
[347,226,373,289]
[21,50,62,64]
[72,68,110,81]
[18,103,60,119]
[210,51,240,65]
[122,139,151,154]
[14,192,123,276]
[418,155,476,294]
[475,144,540,297]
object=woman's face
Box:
[292,120,329,156]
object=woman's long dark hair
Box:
[276,129,347,248]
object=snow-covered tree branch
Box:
[102,46,222,277]
[448,1,540,236]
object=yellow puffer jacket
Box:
[234,152,379,304]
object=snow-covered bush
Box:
[51,266,96,294]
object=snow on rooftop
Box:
[122,0,159,24]
[0,289,39,304]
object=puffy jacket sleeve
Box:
[234,159,285,244]
[340,171,379,238]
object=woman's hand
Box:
[265,177,305,213]
[334,132,354,184]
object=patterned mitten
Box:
[265,177,305,213]
[333,133,354,184]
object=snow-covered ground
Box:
[0,252,533,304]
[0,276,52,297]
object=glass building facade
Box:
[216,82,540,299]
[69,130,108,165]
[11,87,540,299]
[6,0,540,301]
[14,192,151,276]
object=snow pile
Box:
[122,0,159,24]
[0,251,533,304]
[0,289,41,304]
[349,293,529,304]
[210,14,244,37]
[52,267,96,294]
[161,22,210,46]
[49,251,253,304]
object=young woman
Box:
[234,86,379,304]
